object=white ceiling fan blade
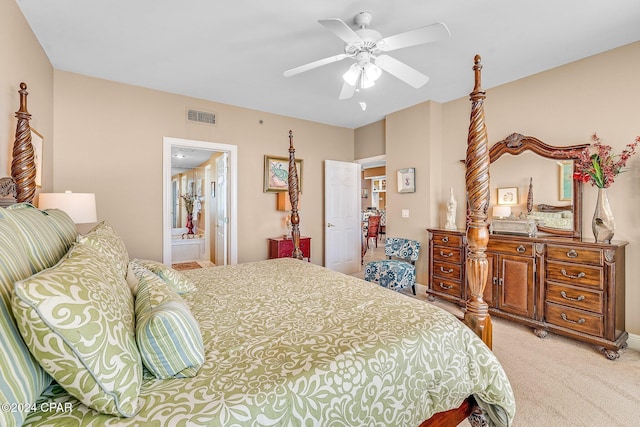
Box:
[339,81,356,100]
[375,54,429,88]
[318,18,362,44]
[283,54,348,77]
[379,22,450,52]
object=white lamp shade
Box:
[38,192,97,224]
[492,206,512,218]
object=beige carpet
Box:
[351,252,640,426]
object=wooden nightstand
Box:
[268,236,311,262]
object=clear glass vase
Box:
[592,188,615,243]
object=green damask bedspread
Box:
[23,258,515,426]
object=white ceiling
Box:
[17,0,640,129]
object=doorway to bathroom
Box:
[162,137,238,266]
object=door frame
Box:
[162,137,238,266]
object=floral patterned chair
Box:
[364,237,421,295]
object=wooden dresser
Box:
[427,228,628,359]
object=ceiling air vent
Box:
[186,108,217,126]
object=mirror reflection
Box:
[490,151,574,231]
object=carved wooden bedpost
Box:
[288,130,303,260]
[12,83,37,204]
[464,55,492,348]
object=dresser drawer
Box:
[487,240,534,257]
[547,244,602,266]
[545,302,604,337]
[431,232,463,248]
[546,261,603,289]
[432,260,462,281]
[546,282,603,314]
[433,246,462,264]
[431,277,463,298]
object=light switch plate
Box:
[402,209,409,218]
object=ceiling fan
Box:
[283,12,450,100]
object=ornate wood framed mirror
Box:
[489,133,589,239]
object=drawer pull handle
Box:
[492,277,498,285]
[498,278,504,286]
[566,249,578,258]
[440,266,454,274]
[560,291,585,302]
[442,236,449,243]
[561,269,586,280]
[516,245,526,253]
[561,313,586,325]
[440,251,453,258]
[439,282,453,290]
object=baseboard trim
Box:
[626,332,640,351]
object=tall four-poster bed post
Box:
[12,82,37,204]
[287,130,303,260]
[464,55,492,347]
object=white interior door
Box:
[324,160,361,274]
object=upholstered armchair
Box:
[364,237,421,295]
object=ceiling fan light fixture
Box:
[342,64,360,86]
[360,62,381,88]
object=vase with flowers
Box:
[180,193,196,235]
[569,133,638,243]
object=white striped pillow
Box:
[134,266,204,379]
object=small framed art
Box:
[397,168,415,193]
[31,128,43,187]
[263,155,303,192]
[497,187,518,205]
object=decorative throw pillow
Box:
[42,208,78,248]
[0,218,52,427]
[12,243,142,417]
[135,266,204,379]
[77,221,129,278]
[2,203,68,273]
[125,261,140,296]
[132,259,196,294]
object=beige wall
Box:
[0,1,54,192]
[385,101,443,284]
[354,120,385,159]
[51,71,354,264]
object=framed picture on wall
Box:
[31,128,43,187]
[263,155,303,192]
[397,168,415,193]
[497,187,518,205]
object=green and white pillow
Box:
[132,258,196,294]
[12,243,142,417]
[2,203,69,273]
[0,218,52,427]
[77,221,129,278]
[134,265,204,379]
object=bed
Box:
[1,57,514,427]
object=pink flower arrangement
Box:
[570,133,639,188]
